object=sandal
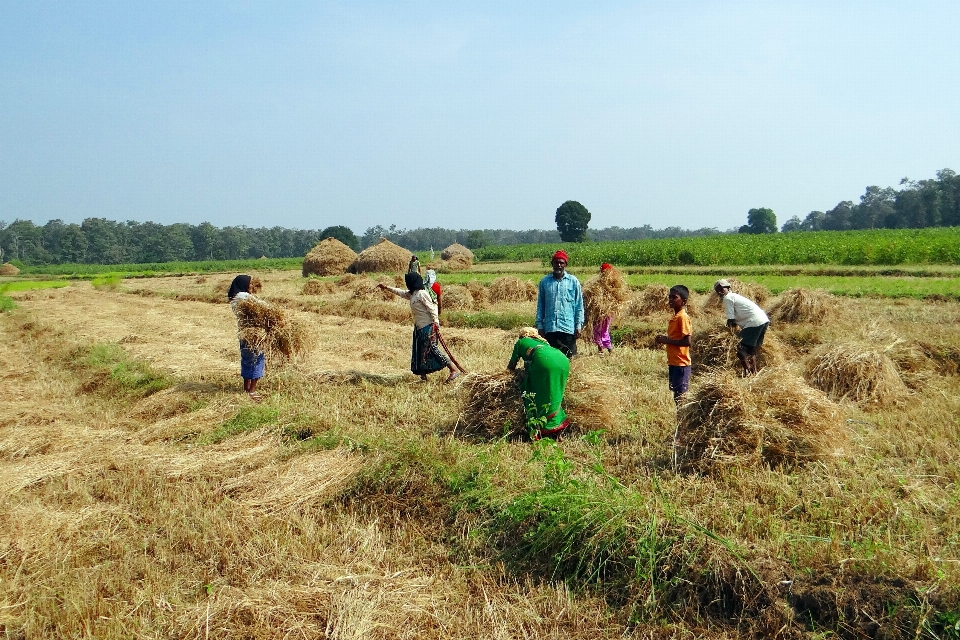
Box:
[445,372,460,384]
[248,392,263,402]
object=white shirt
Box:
[387,287,439,329]
[722,291,769,329]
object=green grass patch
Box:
[204,405,281,444]
[445,310,535,330]
[0,280,71,293]
[91,275,122,290]
[17,258,303,278]
[0,295,14,313]
[78,343,173,398]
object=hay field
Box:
[2,273,960,638]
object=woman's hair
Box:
[518,327,547,342]
[404,272,425,292]
[228,274,252,300]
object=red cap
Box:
[552,250,569,262]
[601,263,612,270]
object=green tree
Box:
[780,216,803,232]
[320,225,359,251]
[555,201,591,242]
[464,230,489,249]
[738,208,777,234]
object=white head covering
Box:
[424,269,437,288]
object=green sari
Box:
[509,337,571,436]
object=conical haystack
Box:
[302,238,358,277]
[441,243,474,261]
[0,263,19,276]
[350,238,412,274]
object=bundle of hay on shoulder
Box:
[803,341,908,406]
[625,284,669,318]
[234,298,311,361]
[302,238,358,277]
[676,367,845,472]
[583,267,631,326]
[702,278,770,314]
[440,252,473,271]
[441,284,475,311]
[692,327,789,373]
[768,288,839,325]
[465,280,489,308]
[301,279,335,296]
[441,243,474,261]
[488,276,537,303]
[351,238,412,274]
[0,263,19,276]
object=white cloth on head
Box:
[722,291,769,328]
[424,269,437,288]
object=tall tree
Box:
[555,200,591,242]
[320,225,359,251]
[739,208,777,234]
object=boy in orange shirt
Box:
[655,285,692,403]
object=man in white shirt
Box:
[714,279,770,375]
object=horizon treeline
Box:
[1,168,957,266]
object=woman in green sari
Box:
[507,327,571,440]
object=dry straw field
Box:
[2,268,960,639]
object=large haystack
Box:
[488,276,537,303]
[351,238,412,274]
[0,263,19,276]
[804,342,908,406]
[235,298,311,361]
[441,284,475,311]
[625,284,670,318]
[465,280,489,308]
[583,267,631,324]
[768,288,838,325]
[441,243,474,261]
[440,253,473,271]
[676,367,845,472]
[301,238,358,277]
[692,327,789,373]
[702,278,770,314]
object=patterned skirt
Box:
[411,324,450,375]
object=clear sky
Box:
[2,1,958,233]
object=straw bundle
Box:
[301,279,335,296]
[489,276,537,303]
[583,267,631,323]
[351,276,399,301]
[441,243,474,261]
[441,284,475,311]
[441,253,473,271]
[335,273,362,288]
[804,342,909,406]
[564,357,617,431]
[457,372,526,437]
[768,288,839,325]
[703,278,770,313]
[465,280,489,308]
[301,237,358,277]
[625,284,670,318]
[0,263,19,276]
[676,367,845,472]
[351,238,412,274]
[692,327,788,372]
[235,298,310,360]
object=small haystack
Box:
[441,243,474,261]
[351,276,399,301]
[702,278,770,314]
[465,280,489,308]
[625,284,670,318]
[488,276,537,303]
[457,372,526,437]
[301,279,335,296]
[0,263,20,276]
[564,357,617,432]
[692,327,789,373]
[768,288,839,325]
[804,342,908,406]
[441,284,475,311]
[676,367,845,472]
[235,298,311,361]
[351,238,412,274]
[583,267,631,325]
[302,238,358,277]
[441,253,473,271]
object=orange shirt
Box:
[666,308,692,366]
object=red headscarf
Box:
[552,250,569,262]
[601,263,613,270]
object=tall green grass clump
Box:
[77,343,173,398]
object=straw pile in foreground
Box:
[488,276,537,303]
[350,238,412,274]
[302,238,358,277]
[441,284,475,311]
[441,243,474,261]
[583,267,631,323]
[692,327,788,372]
[301,279,335,296]
[0,263,19,276]
[625,284,669,317]
[768,288,839,325]
[804,342,908,405]
[676,367,845,472]
[235,298,311,360]
[457,372,526,437]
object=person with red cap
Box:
[535,249,584,357]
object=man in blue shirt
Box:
[536,249,584,358]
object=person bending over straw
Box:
[379,272,461,383]
[507,327,571,440]
[714,278,770,376]
[228,274,266,402]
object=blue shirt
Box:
[536,272,584,335]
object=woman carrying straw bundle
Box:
[379,272,461,383]
[228,274,266,402]
[588,262,624,356]
[507,327,571,440]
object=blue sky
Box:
[2,1,958,233]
